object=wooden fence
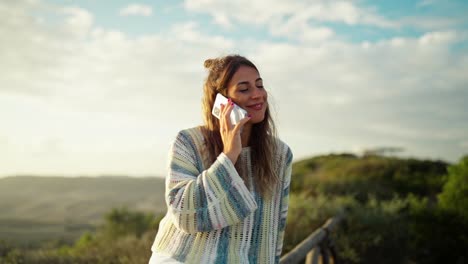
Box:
[280,214,344,264]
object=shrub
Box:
[438,155,468,220]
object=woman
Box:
[149,55,293,264]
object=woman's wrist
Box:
[223,151,239,164]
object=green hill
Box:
[291,153,448,200]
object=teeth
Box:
[248,103,262,108]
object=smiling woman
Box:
[148,55,293,264]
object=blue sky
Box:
[1,0,467,177]
[42,0,468,41]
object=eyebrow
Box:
[236,78,263,86]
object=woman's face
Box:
[226,65,268,124]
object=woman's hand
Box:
[220,98,251,164]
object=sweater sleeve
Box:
[275,145,293,262]
[165,130,258,234]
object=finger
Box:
[219,103,228,126]
[223,101,235,128]
[222,100,234,114]
[220,98,231,115]
[219,103,233,132]
[220,103,227,112]
[232,114,252,134]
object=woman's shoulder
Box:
[273,137,293,166]
[172,126,206,148]
[176,126,203,137]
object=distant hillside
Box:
[0,176,166,223]
[0,176,166,246]
[291,153,449,200]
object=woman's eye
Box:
[240,89,248,92]
[257,85,264,89]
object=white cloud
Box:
[183,0,467,38]
[119,4,153,17]
[400,16,461,31]
[319,1,394,28]
[268,8,335,43]
[365,123,467,141]
[213,13,232,29]
[417,0,437,7]
[418,30,462,45]
[60,7,94,38]
[184,0,396,33]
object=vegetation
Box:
[438,155,468,219]
[287,154,467,264]
[0,208,163,264]
[1,154,467,263]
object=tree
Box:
[438,155,468,219]
[101,207,158,239]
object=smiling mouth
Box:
[246,103,263,110]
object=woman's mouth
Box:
[246,103,263,111]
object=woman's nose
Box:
[251,87,264,99]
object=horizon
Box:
[1,0,467,177]
[0,150,457,179]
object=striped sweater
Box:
[151,126,293,264]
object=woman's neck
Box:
[241,123,252,147]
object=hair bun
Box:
[204,59,215,69]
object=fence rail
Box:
[280,214,344,264]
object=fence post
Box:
[321,244,330,264]
[280,214,344,264]
[305,246,320,264]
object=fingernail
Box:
[230,102,234,106]
[227,98,231,102]
[248,114,252,118]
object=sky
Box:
[1,0,467,178]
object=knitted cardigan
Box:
[151,126,293,264]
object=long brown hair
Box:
[201,54,278,197]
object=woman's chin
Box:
[249,114,265,124]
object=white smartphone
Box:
[212,93,248,125]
